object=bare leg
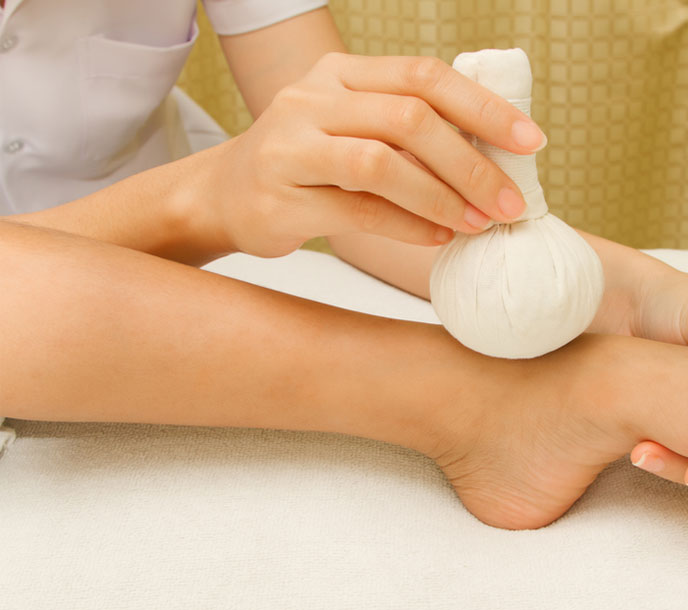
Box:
[0,219,475,454]
[3,219,688,531]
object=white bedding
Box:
[1,248,687,609]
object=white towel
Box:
[0,419,15,458]
[1,248,687,609]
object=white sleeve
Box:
[202,0,328,35]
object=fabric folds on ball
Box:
[430,214,604,359]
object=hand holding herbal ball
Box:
[430,49,605,359]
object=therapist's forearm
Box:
[219,6,348,119]
[4,157,223,267]
[329,233,439,299]
[327,227,656,341]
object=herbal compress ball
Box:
[429,49,604,359]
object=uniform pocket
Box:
[77,22,199,166]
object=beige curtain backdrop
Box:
[177,0,688,251]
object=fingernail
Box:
[463,205,491,230]
[512,120,547,151]
[497,187,526,219]
[434,226,454,243]
[632,452,665,474]
[533,132,548,152]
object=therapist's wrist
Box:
[157,146,239,266]
[4,141,239,267]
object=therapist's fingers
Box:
[317,53,547,155]
[631,441,688,485]
[294,136,490,233]
[318,90,527,223]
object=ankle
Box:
[406,331,518,462]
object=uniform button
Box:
[0,35,18,52]
[4,139,24,154]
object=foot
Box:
[423,333,688,530]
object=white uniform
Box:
[0,0,328,215]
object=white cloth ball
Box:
[430,213,605,359]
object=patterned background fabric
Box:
[177,0,688,250]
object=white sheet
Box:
[1,248,687,609]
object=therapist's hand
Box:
[624,259,688,485]
[580,231,688,486]
[182,52,546,257]
[585,232,688,345]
